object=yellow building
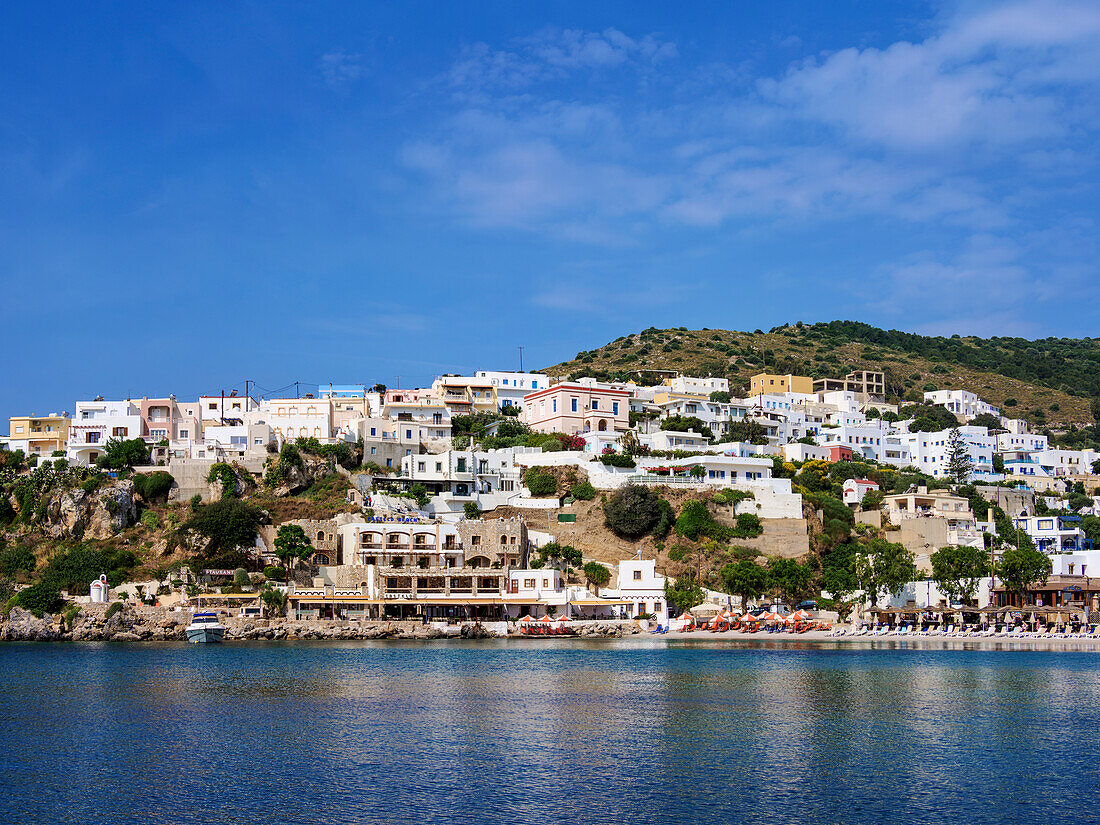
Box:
[8,414,71,457]
[749,373,814,395]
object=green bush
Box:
[140,509,161,529]
[601,453,636,468]
[0,544,36,577]
[523,467,557,497]
[667,545,689,562]
[712,489,754,506]
[263,565,287,580]
[104,601,124,622]
[132,471,174,502]
[570,480,597,501]
[733,512,763,538]
[14,581,62,616]
[675,500,731,541]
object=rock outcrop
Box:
[272,456,338,497]
[40,480,137,540]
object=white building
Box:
[897,426,1000,482]
[198,393,259,425]
[474,370,550,410]
[67,400,144,465]
[260,397,333,444]
[599,558,669,624]
[923,390,1000,421]
[668,376,729,396]
[1011,514,1092,554]
[843,479,880,505]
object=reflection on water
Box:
[2,640,1099,824]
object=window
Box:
[472,535,481,546]
[112,427,127,437]
[179,429,188,439]
[87,432,100,444]
[386,459,392,468]
[532,381,538,389]
[14,426,22,434]
[370,428,376,436]
[208,403,217,410]
[613,402,619,415]
[457,458,466,472]
[524,578,536,588]
[1038,519,1054,531]
[542,579,549,588]
[230,436,246,445]
[418,462,425,472]
[370,447,376,455]
[633,570,642,580]
[151,429,167,440]
[571,398,578,412]
[405,429,412,439]
[436,462,442,472]
[592,399,599,410]
[552,399,557,413]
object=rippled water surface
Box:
[2,639,1099,824]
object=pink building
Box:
[522,383,630,435]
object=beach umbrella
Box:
[518,614,535,624]
[788,609,812,622]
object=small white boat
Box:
[186,612,225,644]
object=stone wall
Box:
[457,517,529,566]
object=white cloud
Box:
[320,51,365,87]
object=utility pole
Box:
[295,381,299,399]
[518,347,524,372]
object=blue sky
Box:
[1,0,1098,420]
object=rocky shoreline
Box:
[0,604,640,642]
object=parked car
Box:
[797,600,818,611]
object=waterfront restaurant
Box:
[992,574,1100,614]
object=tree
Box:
[665,575,706,613]
[855,538,917,607]
[1092,459,1100,475]
[583,562,610,591]
[1091,397,1100,424]
[720,560,769,609]
[945,428,974,484]
[709,391,731,403]
[97,437,150,470]
[660,415,713,440]
[969,413,1002,430]
[723,419,769,445]
[603,484,663,539]
[409,483,429,507]
[766,557,814,603]
[183,498,263,556]
[273,524,313,584]
[260,586,287,618]
[992,454,1005,475]
[463,501,481,519]
[930,545,989,605]
[997,546,1052,603]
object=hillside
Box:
[543,321,1100,428]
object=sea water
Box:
[1,638,1098,824]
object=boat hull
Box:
[186,626,225,644]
